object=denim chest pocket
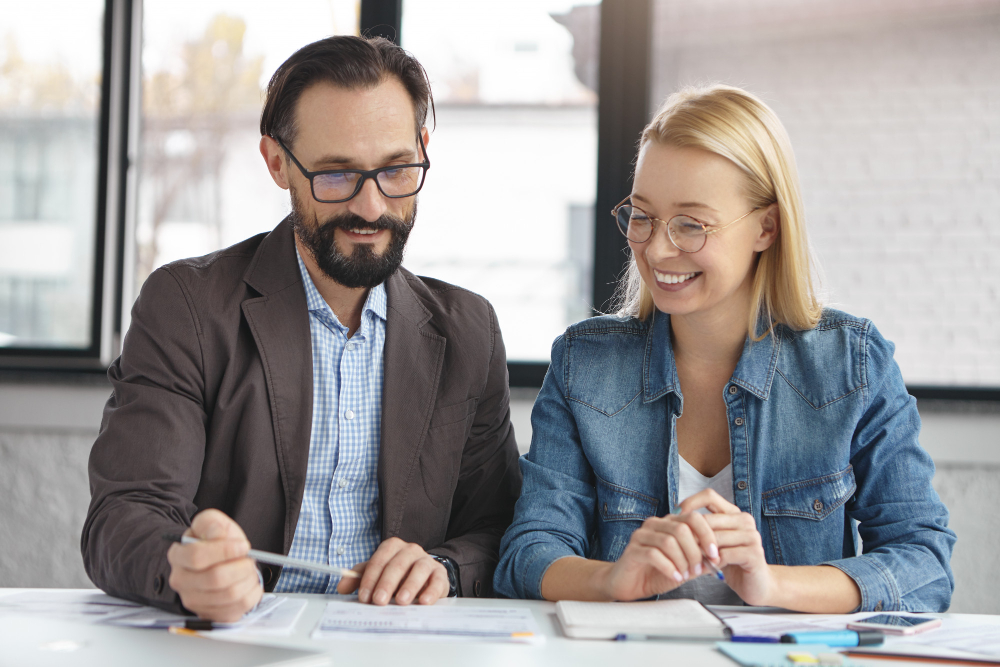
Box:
[595,476,659,562]
[762,466,856,565]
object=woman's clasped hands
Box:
[598,488,775,604]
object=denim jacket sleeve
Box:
[494,334,595,599]
[822,321,956,612]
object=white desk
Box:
[5,590,999,667]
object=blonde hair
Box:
[615,84,822,339]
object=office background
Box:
[1,0,998,610]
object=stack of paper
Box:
[0,590,305,636]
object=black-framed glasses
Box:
[612,196,759,253]
[275,133,430,203]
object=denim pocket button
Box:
[813,499,824,512]
[728,385,738,394]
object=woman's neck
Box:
[670,284,753,372]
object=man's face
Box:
[279,78,426,288]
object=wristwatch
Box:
[429,555,459,597]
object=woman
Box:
[494,85,954,612]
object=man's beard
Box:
[289,188,415,289]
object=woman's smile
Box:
[652,270,702,291]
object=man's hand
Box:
[166,509,263,622]
[336,537,450,606]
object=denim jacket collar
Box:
[642,309,782,403]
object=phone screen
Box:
[858,614,938,628]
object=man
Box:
[82,36,521,621]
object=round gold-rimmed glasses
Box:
[612,196,759,253]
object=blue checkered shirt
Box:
[272,249,385,593]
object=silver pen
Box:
[163,533,361,578]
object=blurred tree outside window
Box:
[135,1,359,298]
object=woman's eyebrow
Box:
[674,201,718,213]
[631,193,718,213]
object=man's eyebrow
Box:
[312,147,417,168]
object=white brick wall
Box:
[651,0,1000,386]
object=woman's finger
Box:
[634,528,692,580]
[703,512,751,531]
[678,511,720,565]
[677,488,741,515]
[629,544,686,586]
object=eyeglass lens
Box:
[615,205,707,252]
[313,166,427,201]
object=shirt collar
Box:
[294,247,387,326]
[643,309,781,403]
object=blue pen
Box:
[780,630,884,647]
[730,635,780,643]
[703,556,725,581]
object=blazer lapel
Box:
[379,269,446,537]
[241,218,313,554]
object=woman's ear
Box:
[754,203,780,252]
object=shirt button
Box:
[813,499,824,512]
[345,409,355,420]
[728,385,738,394]
[338,478,348,488]
[734,417,744,426]
[337,546,346,556]
[737,480,748,490]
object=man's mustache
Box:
[319,211,412,235]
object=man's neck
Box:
[295,237,369,337]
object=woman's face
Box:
[629,142,777,323]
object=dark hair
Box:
[260,35,434,144]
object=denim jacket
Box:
[494,309,955,611]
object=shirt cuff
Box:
[822,556,901,612]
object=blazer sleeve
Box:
[81,266,208,613]
[822,321,956,612]
[427,302,522,597]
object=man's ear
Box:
[754,203,780,252]
[420,126,430,153]
[260,135,290,190]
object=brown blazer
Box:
[81,219,521,611]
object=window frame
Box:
[1,0,995,402]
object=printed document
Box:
[311,600,542,643]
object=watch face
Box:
[432,556,459,597]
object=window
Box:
[401,0,601,361]
[132,1,360,311]
[0,2,105,352]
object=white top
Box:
[660,455,743,605]
[677,455,735,509]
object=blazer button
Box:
[153,574,164,594]
[734,417,744,426]
[474,580,483,597]
[813,499,824,512]
[728,385,738,394]
[737,481,748,490]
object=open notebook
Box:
[556,599,731,640]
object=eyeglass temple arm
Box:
[704,207,760,235]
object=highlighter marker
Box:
[780,630,884,647]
